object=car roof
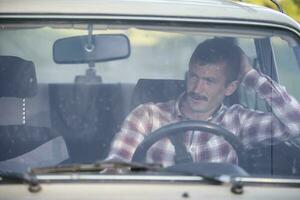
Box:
[0,0,300,32]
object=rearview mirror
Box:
[53,34,130,64]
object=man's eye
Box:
[206,79,215,84]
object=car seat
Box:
[0,56,68,173]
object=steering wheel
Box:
[132,120,247,167]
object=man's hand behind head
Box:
[238,52,253,82]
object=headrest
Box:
[131,79,185,109]
[0,56,38,98]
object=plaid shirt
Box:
[107,69,300,166]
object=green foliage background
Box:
[238,0,300,22]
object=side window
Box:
[237,38,269,112]
[238,36,300,176]
[271,36,300,101]
[271,35,300,176]
[238,35,300,114]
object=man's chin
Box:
[189,106,208,113]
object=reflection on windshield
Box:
[0,24,300,178]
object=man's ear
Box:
[224,80,239,96]
[184,71,188,91]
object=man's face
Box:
[185,63,237,114]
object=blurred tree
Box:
[238,0,300,22]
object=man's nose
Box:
[192,79,206,92]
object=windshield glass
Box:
[1,21,300,178]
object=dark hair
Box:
[189,37,242,84]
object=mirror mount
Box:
[74,24,102,84]
[75,68,102,84]
[85,24,96,69]
[85,24,94,51]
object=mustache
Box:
[187,92,208,101]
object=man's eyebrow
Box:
[189,71,218,82]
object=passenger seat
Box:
[0,56,69,173]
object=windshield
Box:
[1,21,300,178]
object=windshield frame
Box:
[1,12,300,181]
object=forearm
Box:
[107,130,144,162]
[242,69,300,136]
[107,104,153,161]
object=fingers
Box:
[237,53,252,82]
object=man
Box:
[107,37,300,166]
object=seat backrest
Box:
[49,83,125,163]
[0,56,68,172]
[131,79,185,110]
[130,79,239,110]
